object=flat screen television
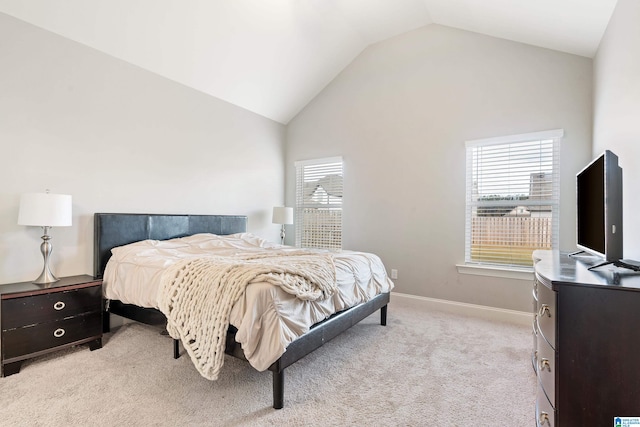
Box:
[576,150,623,263]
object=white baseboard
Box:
[390,292,533,327]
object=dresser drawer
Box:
[532,313,539,373]
[2,311,102,361]
[536,381,555,427]
[532,280,539,373]
[536,278,556,349]
[537,335,555,408]
[1,285,102,330]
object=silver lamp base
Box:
[33,228,59,284]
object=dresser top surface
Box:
[533,250,640,291]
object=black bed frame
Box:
[94,213,389,409]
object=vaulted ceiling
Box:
[0,0,618,124]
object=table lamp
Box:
[272,206,293,245]
[18,191,72,284]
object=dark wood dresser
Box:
[0,275,103,376]
[533,250,640,426]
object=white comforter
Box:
[103,233,394,371]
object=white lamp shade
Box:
[272,206,293,225]
[18,193,72,227]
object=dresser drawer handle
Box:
[538,411,550,426]
[53,328,66,338]
[53,301,66,311]
[539,304,551,317]
[539,358,551,372]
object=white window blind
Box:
[295,157,343,250]
[465,129,562,268]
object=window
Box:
[465,129,562,268]
[295,157,343,249]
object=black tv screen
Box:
[576,150,623,262]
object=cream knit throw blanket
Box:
[158,251,336,380]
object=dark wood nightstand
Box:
[0,274,103,377]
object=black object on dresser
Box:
[533,250,640,427]
[1,275,103,376]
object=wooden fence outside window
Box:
[471,216,552,266]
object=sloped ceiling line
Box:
[0,0,618,124]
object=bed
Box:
[94,213,392,409]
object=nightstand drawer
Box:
[2,311,102,361]
[2,285,102,330]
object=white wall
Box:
[593,0,640,261]
[0,14,286,284]
[287,25,593,312]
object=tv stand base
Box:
[587,259,640,272]
[616,259,640,272]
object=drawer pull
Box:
[53,328,66,338]
[53,301,66,311]
[539,304,551,317]
[538,411,550,426]
[539,358,551,372]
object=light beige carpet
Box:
[0,298,535,426]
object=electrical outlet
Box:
[390,269,398,279]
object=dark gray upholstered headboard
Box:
[94,213,248,278]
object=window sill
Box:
[456,263,533,281]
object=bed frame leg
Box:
[381,304,387,326]
[173,339,180,359]
[273,370,284,409]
